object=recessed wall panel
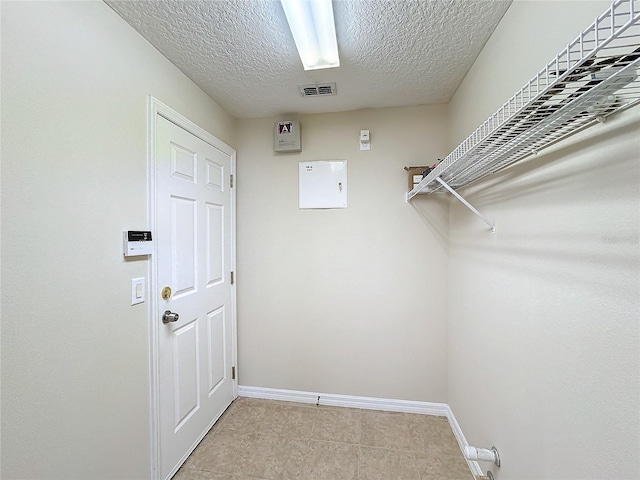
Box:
[206,159,224,191]
[207,307,226,396]
[206,203,224,286]
[172,319,200,432]
[171,142,196,183]
[171,196,197,296]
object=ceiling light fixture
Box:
[280,0,340,71]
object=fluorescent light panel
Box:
[280,0,340,71]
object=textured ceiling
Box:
[106,0,511,119]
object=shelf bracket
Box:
[435,177,495,233]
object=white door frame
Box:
[146,96,237,479]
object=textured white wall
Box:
[0,2,234,478]
[235,106,450,402]
[447,2,640,479]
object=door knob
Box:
[162,310,179,324]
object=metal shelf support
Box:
[436,177,496,233]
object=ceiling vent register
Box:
[299,83,337,97]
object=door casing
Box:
[146,96,237,479]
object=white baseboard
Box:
[237,385,482,477]
[238,385,448,415]
[445,404,483,477]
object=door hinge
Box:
[230,271,234,285]
[230,174,234,188]
[231,366,236,380]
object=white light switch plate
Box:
[131,277,145,305]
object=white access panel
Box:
[299,160,347,209]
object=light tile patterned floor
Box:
[174,397,474,480]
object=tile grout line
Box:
[178,397,475,480]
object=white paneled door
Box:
[155,114,235,480]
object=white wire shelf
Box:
[407,0,640,201]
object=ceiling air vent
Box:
[298,83,337,97]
